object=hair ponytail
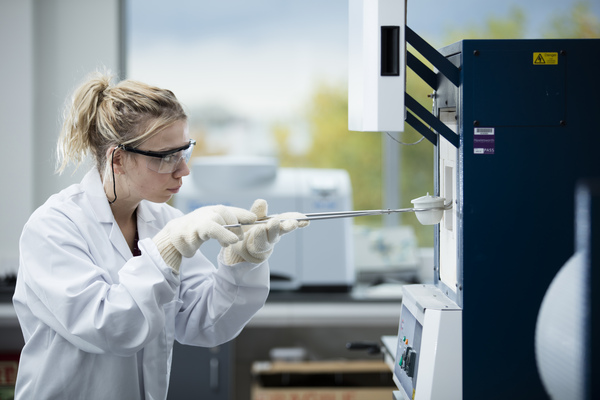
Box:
[56,72,113,174]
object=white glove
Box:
[153,205,257,273]
[223,199,309,265]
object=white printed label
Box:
[474,128,495,135]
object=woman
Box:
[12,72,307,399]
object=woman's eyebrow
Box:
[144,141,190,152]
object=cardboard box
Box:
[251,360,394,400]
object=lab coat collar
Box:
[81,168,116,224]
[136,201,157,225]
[81,168,157,225]
[80,168,158,261]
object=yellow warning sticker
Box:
[533,52,558,65]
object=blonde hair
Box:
[56,71,187,175]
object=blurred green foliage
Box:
[273,83,384,226]
[545,1,600,38]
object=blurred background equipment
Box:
[174,156,355,291]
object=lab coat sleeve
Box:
[171,246,270,348]
[17,210,180,357]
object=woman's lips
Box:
[168,186,181,194]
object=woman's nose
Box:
[173,158,191,178]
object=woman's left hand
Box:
[223,199,309,265]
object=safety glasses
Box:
[118,139,196,174]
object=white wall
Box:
[0,0,123,275]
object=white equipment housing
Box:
[393,284,462,400]
[348,0,405,132]
[174,157,355,291]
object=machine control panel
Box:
[395,304,423,396]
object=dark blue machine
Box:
[405,36,600,399]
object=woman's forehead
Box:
[142,121,189,151]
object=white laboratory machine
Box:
[349,1,600,398]
[174,156,355,292]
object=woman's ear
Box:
[106,146,126,175]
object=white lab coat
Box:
[12,168,270,400]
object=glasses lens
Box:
[146,142,195,174]
[146,157,164,172]
[183,144,194,163]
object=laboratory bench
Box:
[0,283,403,328]
[0,285,404,400]
[248,285,402,327]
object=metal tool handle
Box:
[222,202,452,229]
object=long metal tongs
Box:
[222,202,453,229]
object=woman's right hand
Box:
[153,205,257,273]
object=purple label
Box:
[474,128,495,154]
